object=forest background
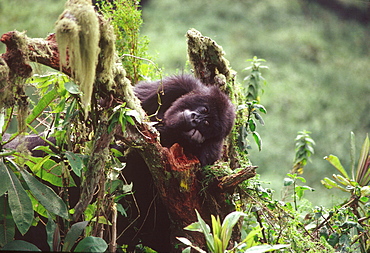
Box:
[0,0,369,207]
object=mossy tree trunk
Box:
[0,2,255,251]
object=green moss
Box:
[55,0,100,118]
[96,16,115,90]
[0,58,11,108]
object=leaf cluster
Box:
[292,130,316,174]
[0,73,131,251]
[237,57,268,154]
[177,210,288,253]
[99,0,161,83]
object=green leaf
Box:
[51,98,66,113]
[182,247,192,253]
[220,211,246,250]
[243,227,262,248]
[211,215,221,239]
[295,185,314,199]
[0,161,10,196]
[253,111,265,125]
[254,104,267,114]
[356,134,370,186]
[0,195,15,247]
[252,132,262,151]
[74,236,108,252]
[295,176,306,183]
[65,151,84,177]
[213,234,223,253]
[324,155,349,179]
[283,177,294,186]
[177,237,207,253]
[361,186,370,197]
[26,89,58,125]
[20,169,69,219]
[244,244,290,252]
[1,240,41,251]
[321,177,348,191]
[28,192,48,218]
[25,155,50,175]
[62,221,89,252]
[116,203,127,216]
[332,174,352,186]
[248,119,256,132]
[46,217,59,251]
[177,236,192,246]
[126,109,141,124]
[26,157,75,187]
[350,132,356,179]
[5,165,33,235]
[64,81,81,94]
[0,110,4,134]
[184,221,202,232]
[194,210,214,252]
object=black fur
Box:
[134,74,235,166]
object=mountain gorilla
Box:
[134,74,235,166]
[118,75,235,251]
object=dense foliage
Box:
[0,0,369,252]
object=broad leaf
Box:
[1,240,41,251]
[46,217,59,251]
[5,165,33,235]
[194,210,214,252]
[0,161,10,196]
[0,195,15,247]
[321,178,347,192]
[176,237,207,253]
[283,177,294,186]
[324,155,349,179]
[356,134,370,186]
[20,169,69,219]
[64,81,81,94]
[65,151,84,177]
[62,221,89,252]
[221,211,246,248]
[252,132,262,151]
[74,236,108,252]
[26,89,58,125]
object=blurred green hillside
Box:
[1,0,369,206]
[141,0,370,205]
[0,0,64,42]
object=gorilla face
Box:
[135,75,235,166]
[163,89,233,145]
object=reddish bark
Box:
[1,31,32,78]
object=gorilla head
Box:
[134,75,235,166]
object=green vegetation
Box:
[99,0,160,83]
[141,0,370,206]
[0,0,369,252]
[1,1,368,205]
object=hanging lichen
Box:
[55,0,100,118]
[95,15,115,91]
[0,58,11,108]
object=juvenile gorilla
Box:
[118,75,235,251]
[134,74,235,166]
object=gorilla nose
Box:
[190,112,201,126]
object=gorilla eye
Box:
[199,107,208,114]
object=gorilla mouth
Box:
[185,129,205,143]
